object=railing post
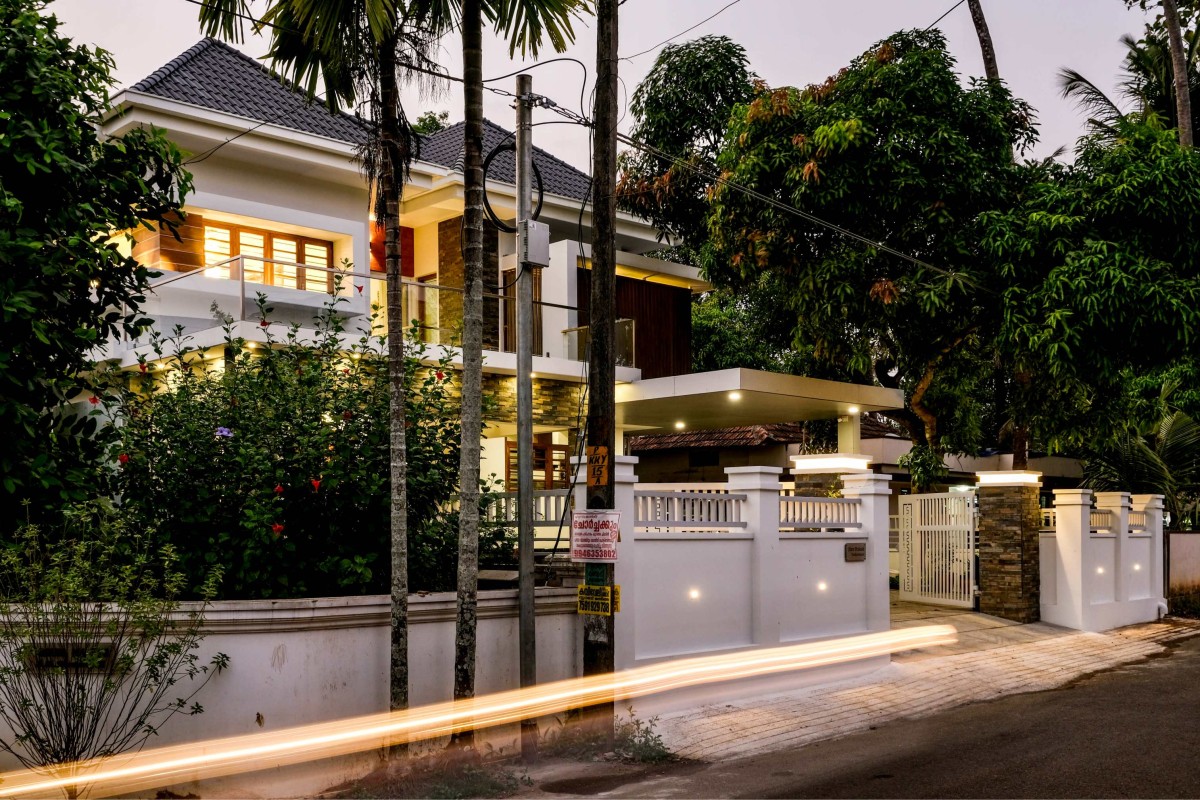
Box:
[1048,489,1091,630]
[237,255,246,323]
[1095,492,1131,602]
[841,473,892,633]
[1131,494,1166,608]
[725,466,783,646]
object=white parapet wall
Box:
[0,590,580,799]
[576,457,893,716]
[1040,490,1167,631]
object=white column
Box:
[1049,489,1091,630]
[1095,491,1131,602]
[1132,494,1166,609]
[725,466,783,647]
[841,473,893,633]
[837,414,862,453]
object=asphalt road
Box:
[540,634,1200,799]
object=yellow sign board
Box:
[586,446,610,487]
[577,584,621,616]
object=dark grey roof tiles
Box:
[130,38,369,145]
[419,119,593,201]
[130,40,592,201]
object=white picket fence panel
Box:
[779,496,861,530]
[634,490,748,530]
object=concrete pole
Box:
[514,73,537,761]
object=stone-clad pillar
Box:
[976,471,1043,623]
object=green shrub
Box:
[104,294,509,598]
[0,501,225,785]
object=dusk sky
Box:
[54,0,1153,170]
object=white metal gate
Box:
[898,492,977,608]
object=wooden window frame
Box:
[203,222,335,292]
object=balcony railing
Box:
[140,259,626,365]
[562,319,636,367]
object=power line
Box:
[620,0,746,61]
[924,0,967,32]
[543,102,973,286]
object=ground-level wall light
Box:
[817,581,828,592]
[688,588,701,600]
[1097,566,1105,575]
[1133,564,1142,571]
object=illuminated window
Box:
[202,222,333,292]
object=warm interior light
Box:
[847,406,859,414]
[790,453,872,473]
[246,342,258,350]
[688,588,701,600]
[976,470,1042,487]
[675,421,686,430]
[728,391,742,401]
[530,372,538,378]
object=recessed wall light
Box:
[847,405,859,414]
[728,391,742,401]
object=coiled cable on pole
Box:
[482,142,544,233]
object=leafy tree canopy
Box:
[617,35,756,257]
[0,1,191,505]
[707,29,1034,457]
[980,121,1200,451]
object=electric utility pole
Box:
[515,72,538,762]
[584,0,618,732]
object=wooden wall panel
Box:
[576,267,691,379]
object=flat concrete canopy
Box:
[615,368,904,433]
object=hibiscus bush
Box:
[105,295,511,599]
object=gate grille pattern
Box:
[899,493,977,608]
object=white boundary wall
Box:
[0,590,580,798]
[1040,490,1167,631]
[576,457,893,716]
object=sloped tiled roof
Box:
[131,38,369,144]
[626,413,908,452]
[627,422,825,452]
[129,40,593,201]
[420,119,593,201]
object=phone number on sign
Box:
[572,549,616,559]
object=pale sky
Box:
[53,0,1151,169]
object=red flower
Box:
[342,410,353,420]
[138,363,147,373]
[342,368,350,375]
[271,523,285,537]
[118,453,130,465]
[88,396,100,405]
[259,319,270,328]
[274,484,284,495]
[436,371,445,381]
[355,284,364,294]
[311,479,321,492]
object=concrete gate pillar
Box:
[976,470,1043,623]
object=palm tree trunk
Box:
[1163,0,1194,146]
[453,0,484,742]
[967,0,1000,82]
[379,33,409,715]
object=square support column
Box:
[976,470,1043,623]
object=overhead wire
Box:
[619,0,747,61]
[924,0,968,31]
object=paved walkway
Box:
[655,602,1200,762]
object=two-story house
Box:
[102,38,902,500]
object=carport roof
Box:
[615,369,904,433]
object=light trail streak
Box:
[0,625,956,798]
